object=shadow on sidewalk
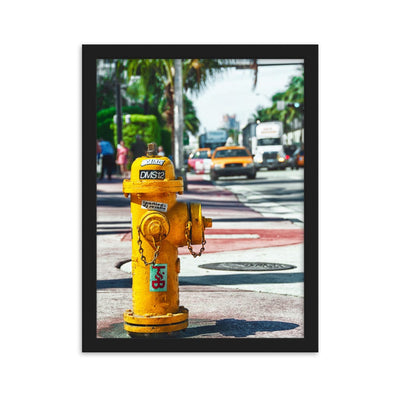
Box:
[97,278,131,289]
[185,318,299,338]
[180,272,303,285]
[96,272,303,290]
[97,318,299,339]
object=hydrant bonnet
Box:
[123,155,183,196]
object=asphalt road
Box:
[204,167,304,226]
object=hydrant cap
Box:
[123,154,184,194]
[132,155,175,180]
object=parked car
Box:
[187,148,212,174]
[289,147,305,169]
[210,146,256,180]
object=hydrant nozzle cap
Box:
[203,217,212,228]
[146,142,158,156]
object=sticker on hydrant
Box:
[139,170,166,180]
[140,159,165,166]
[141,200,168,212]
[150,264,167,291]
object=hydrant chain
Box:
[185,221,207,258]
[137,226,161,267]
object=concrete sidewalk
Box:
[96,173,304,339]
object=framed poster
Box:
[82,44,318,352]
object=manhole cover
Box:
[198,262,296,271]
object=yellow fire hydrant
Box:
[122,143,212,335]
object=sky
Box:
[189,61,303,131]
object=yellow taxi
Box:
[290,147,304,169]
[210,146,256,181]
[296,148,304,168]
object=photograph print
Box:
[82,44,318,352]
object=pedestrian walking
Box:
[116,140,129,178]
[96,140,101,160]
[99,138,115,180]
[96,139,102,174]
[158,145,165,156]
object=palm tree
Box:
[158,94,200,134]
[253,69,304,137]
[126,67,165,123]
[183,96,200,135]
[122,58,235,161]
[125,58,234,141]
[125,59,166,115]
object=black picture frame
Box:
[83,44,318,352]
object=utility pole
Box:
[173,59,187,188]
[115,82,123,144]
[115,60,123,144]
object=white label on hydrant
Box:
[141,159,165,166]
[139,170,166,180]
[141,200,168,212]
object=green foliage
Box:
[183,131,189,146]
[96,77,115,112]
[125,59,233,131]
[98,59,236,156]
[183,59,236,93]
[126,68,165,119]
[96,105,144,145]
[183,96,200,135]
[157,94,200,137]
[97,107,116,122]
[253,69,304,133]
[97,119,114,145]
[113,114,161,151]
[97,105,144,123]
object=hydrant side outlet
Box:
[122,149,212,335]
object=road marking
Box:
[223,186,304,224]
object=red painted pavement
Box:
[178,228,303,254]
